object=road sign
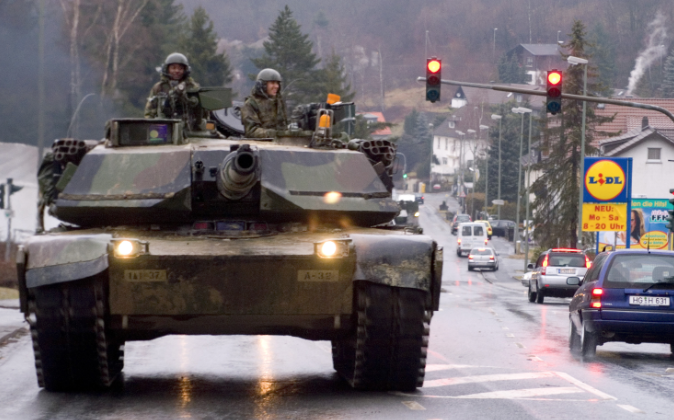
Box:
[492,199,504,205]
[582,203,627,231]
[583,158,630,203]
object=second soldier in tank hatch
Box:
[241,68,289,138]
[145,52,207,130]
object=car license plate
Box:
[559,268,575,274]
[629,296,670,306]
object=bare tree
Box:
[99,0,150,99]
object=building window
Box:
[647,148,661,161]
[445,138,448,150]
[442,157,448,165]
[526,57,533,67]
[448,121,455,128]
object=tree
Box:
[318,52,355,102]
[661,54,674,98]
[587,22,616,95]
[179,6,232,87]
[397,110,433,180]
[251,5,321,105]
[531,20,613,249]
[497,53,527,84]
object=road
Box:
[1,192,674,419]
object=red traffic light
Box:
[547,71,562,85]
[427,60,441,74]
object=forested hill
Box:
[183,0,673,98]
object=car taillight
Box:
[484,239,488,245]
[458,238,461,245]
[468,255,474,260]
[541,267,546,275]
[489,256,494,261]
[542,255,549,267]
[591,288,602,308]
[585,255,592,269]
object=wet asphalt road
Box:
[1,193,674,419]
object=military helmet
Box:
[162,52,191,78]
[256,68,283,82]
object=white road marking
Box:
[502,327,510,330]
[506,333,515,338]
[516,343,525,348]
[424,371,555,388]
[401,401,426,410]
[665,368,674,374]
[425,364,493,372]
[618,404,645,414]
[527,355,543,362]
[554,371,617,400]
[450,387,582,399]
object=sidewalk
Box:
[0,288,25,346]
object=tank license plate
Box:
[629,296,670,306]
[124,270,168,282]
[297,270,339,282]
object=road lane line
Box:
[617,405,645,414]
[554,371,617,400]
[452,387,583,399]
[425,364,495,372]
[424,371,555,388]
[401,401,426,410]
[506,333,515,338]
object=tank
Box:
[18,111,443,392]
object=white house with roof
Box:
[599,120,674,199]
[506,44,568,86]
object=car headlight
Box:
[414,211,420,217]
[315,239,351,258]
[111,238,149,258]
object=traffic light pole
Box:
[416,77,674,124]
[4,179,11,262]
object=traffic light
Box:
[403,173,408,179]
[426,57,441,103]
[546,69,563,114]
[667,188,674,233]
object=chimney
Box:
[642,116,649,130]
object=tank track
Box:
[332,282,430,391]
[27,276,124,391]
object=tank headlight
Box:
[414,211,420,217]
[111,239,149,258]
[315,239,351,258]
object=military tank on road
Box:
[19,100,442,392]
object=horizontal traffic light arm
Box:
[416,77,674,124]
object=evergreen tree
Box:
[497,53,527,84]
[251,5,321,105]
[661,54,674,98]
[318,52,355,102]
[587,23,616,95]
[397,110,433,180]
[531,20,613,249]
[179,6,233,87]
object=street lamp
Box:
[467,129,476,218]
[568,55,588,249]
[456,130,465,211]
[479,124,490,216]
[491,114,503,219]
[512,107,532,256]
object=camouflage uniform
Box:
[241,84,288,138]
[144,75,207,130]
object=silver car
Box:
[468,247,499,271]
[526,248,589,304]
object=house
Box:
[507,44,568,86]
[431,107,490,185]
[593,98,674,143]
[450,84,546,110]
[599,118,674,198]
[357,111,391,140]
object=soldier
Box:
[241,68,289,138]
[144,52,207,130]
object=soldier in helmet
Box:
[145,52,207,130]
[241,68,289,138]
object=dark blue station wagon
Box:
[568,249,674,358]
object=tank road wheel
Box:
[332,282,430,391]
[27,276,124,392]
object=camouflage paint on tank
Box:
[24,232,112,287]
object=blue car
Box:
[568,249,674,359]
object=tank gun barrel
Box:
[216,144,259,200]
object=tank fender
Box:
[350,234,440,309]
[23,234,112,288]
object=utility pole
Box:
[5,179,13,262]
[37,0,45,169]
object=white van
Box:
[456,222,489,257]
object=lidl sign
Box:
[583,158,630,204]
